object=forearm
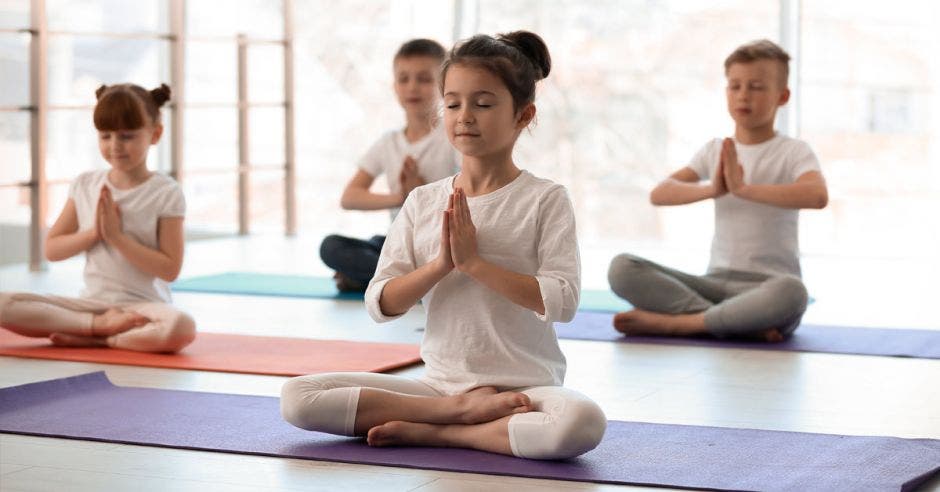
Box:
[463,259,545,315]
[110,234,182,282]
[735,182,828,209]
[378,259,450,317]
[45,229,98,261]
[341,189,403,210]
[650,180,716,205]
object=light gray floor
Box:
[1,235,939,491]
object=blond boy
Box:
[608,39,828,341]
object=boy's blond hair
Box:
[724,39,790,88]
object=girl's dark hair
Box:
[395,38,446,63]
[440,30,551,111]
[93,83,171,131]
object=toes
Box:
[765,329,785,343]
[366,425,383,446]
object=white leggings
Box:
[0,292,196,353]
[280,372,607,460]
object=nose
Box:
[457,106,474,125]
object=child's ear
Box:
[516,103,537,129]
[777,87,791,107]
[150,124,164,144]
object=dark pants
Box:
[319,234,386,290]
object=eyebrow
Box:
[443,90,497,97]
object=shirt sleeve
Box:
[533,185,581,323]
[365,190,419,323]
[68,172,83,201]
[686,139,718,181]
[356,134,389,178]
[787,140,822,182]
[159,181,186,218]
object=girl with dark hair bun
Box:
[282,31,607,460]
[0,83,196,353]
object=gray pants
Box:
[607,253,808,338]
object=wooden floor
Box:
[1,235,939,491]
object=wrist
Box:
[85,228,100,243]
[732,184,751,199]
[431,255,453,276]
[107,230,128,248]
[458,256,485,277]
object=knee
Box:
[319,235,345,265]
[607,253,642,296]
[0,292,13,321]
[769,276,808,315]
[518,397,607,460]
[552,398,607,459]
[280,377,311,429]
[280,376,331,431]
[157,311,196,353]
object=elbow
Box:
[339,194,353,210]
[43,242,63,262]
[811,190,829,209]
[159,272,180,283]
[160,264,183,283]
[649,189,665,206]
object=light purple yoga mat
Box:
[2,373,939,491]
[558,311,940,359]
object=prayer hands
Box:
[447,187,479,272]
[398,156,425,202]
[97,186,123,244]
[435,192,456,272]
[712,149,728,198]
[435,187,479,274]
[720,137,745,194]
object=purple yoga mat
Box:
[1,372,938,491]
[557,311,940,359]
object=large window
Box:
[184,0,285,234]
[800,1,940,258]
[2,0,939,279]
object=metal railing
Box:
[2,0,297,271]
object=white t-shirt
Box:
[688,134,821,277]
[365,170,581,394]
[357,124,461,220]
[69,170,186,304]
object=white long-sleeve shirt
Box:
[365,170,581,394]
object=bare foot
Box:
[762,328,785,343]
[50,333,108,347]
[367,421,439,447]
[332,272,364,292]
[612,309,707,337]
[91,308,148,336]
[453,387,532,424]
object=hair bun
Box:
[150,83,172,107]
[499,31,551,79]
[95,84,109,100]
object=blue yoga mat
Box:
[1,372,938,491]
[173,272,365,300]
[557,311,940,359]
[173,272,631,312]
